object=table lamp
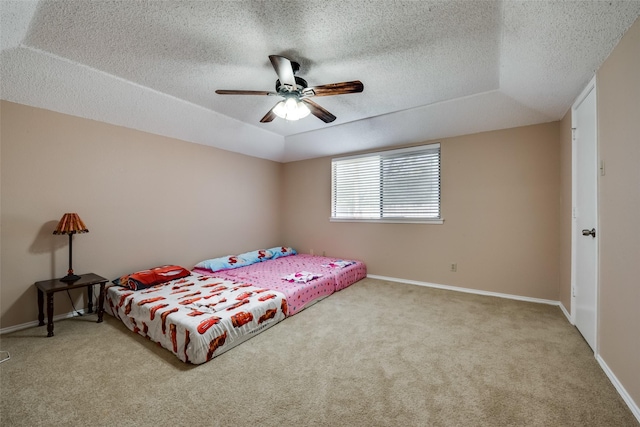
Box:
[53,213,89,283]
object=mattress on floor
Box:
[193,254,367,315]
[105,273,287,364]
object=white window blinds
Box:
[331,144,441,223]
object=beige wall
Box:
[558,110,573,312]
[1,17,637,412]
[595,17,640,409]
[0,101,282,328]
[282,123,561,301]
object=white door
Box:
[573,79,598,352]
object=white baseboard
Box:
[0,308,90,335]
[366,274,560,306]
[559,301,573,324]
[596,354,640,423]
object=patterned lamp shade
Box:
[53,213,89,235]
[53,213,89,283]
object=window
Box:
[331,143,441,223]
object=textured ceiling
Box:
[2,1,639,162]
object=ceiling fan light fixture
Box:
[273,100,287,118]
[296,100,311,119]
[273,97,310,121]
[216,55,362,123]
[284,97,298,116]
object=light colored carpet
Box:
[1,278,637,426]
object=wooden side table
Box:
[35,273,109,337]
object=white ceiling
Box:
[2,1,639,162]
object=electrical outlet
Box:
[322,251,326,257]
[310,249,314,255]
[450,263,457,272]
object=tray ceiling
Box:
[2,1,639,162]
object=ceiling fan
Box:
[215,55,364,123]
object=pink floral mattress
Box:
[105,273,287,364]
[193,254,367,315]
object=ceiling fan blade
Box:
[260,106,278,123]
[302,99,336,123]
[269,55,296,88]
[308,80,364,97]
[215,90,276,96]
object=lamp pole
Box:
[61,232,80,283]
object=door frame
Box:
[571,75,599,354]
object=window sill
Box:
[329,218,444,224]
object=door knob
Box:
[582,228,596,238]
